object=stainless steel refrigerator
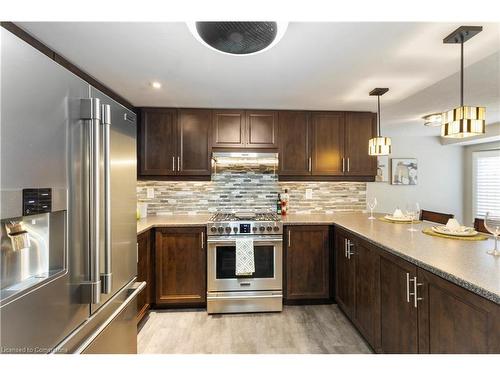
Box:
[0,27,144,354]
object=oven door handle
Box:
[207,236,283,244]
[207,294,282,300]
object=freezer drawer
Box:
[82,287,140,354]
[53,280,145,354]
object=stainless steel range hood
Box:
[212,151,278,165]
[211,152,278,174]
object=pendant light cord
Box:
[377,95,381,137]
[460,35,464,107]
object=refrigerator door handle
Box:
[101,104,112,294]
[81,98,101,304]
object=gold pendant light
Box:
[368,88,392,156]
[441,26,486,138]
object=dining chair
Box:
[473,218,489,234]
[419,210,454,224]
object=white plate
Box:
[384,215,413,222]
[431,226,478,237]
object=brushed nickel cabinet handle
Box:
[342,158,345,173]
[172,156,175,172]
[177,156,180,171]
[201,231,204,249]
[288,230,291,247]
[347,240,354,259]
[308,157,312,172]
[412,276,423,308]
[347,157,350,172]
[406,273,411,303]
[344,238,348,258]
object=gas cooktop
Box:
[207,211,282,236]
[209,212,281,222]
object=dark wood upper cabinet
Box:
[417,268,500,354]
[379,252,418,354]
[139,108,177,176]
[155,227,206,306]
[212,110,245,148]
[344,112,377,176]
[137,230,152,323]
[285,225,330,301]
[246,110,278,148]
[212,109,277,149]
[139,108,211,178]
[138,107,377,180]
[278,111,310,175]
[310,112,345,175]
[178,109,212,175]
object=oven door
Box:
[207,235,282,293]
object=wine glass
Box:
[406,202,420,232]
[367,197,377,220]
[484,212,500,256]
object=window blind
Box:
[473,150,500,219]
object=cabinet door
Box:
[417,268,500,353]
[285,226,330,301]
[246,110,278,148]
[354,240,380,349]
[334,229,355,317]
[136,230,151,322]
[379,253,418,353]
[155,227,206,306]
[178,109,212,175]
[310,112,345,175]
[278,111,311,175]
[212,110,245,148]
[344,112,377,176]
[139,108,177,175]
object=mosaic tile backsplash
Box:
[137,166,367,216]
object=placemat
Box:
[378,217,421,224]
[422,227,488,241]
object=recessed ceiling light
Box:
[150,81,162,89]
[187,21,288,56]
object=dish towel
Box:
[235,237,255,276]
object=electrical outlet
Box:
[146,187,155,199]
[305,189,313,199]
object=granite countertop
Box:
[137,214,212,235]
[137,212,500,304]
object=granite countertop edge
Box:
[137,215,500,305]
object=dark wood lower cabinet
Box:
[334,228,380,350]
[417,268,500,353]
[137,230,152,323]
[379,252,418,353]
[353,240,380,350]
[334,227,500,354]
[285,226,330,302]
[334,230,355,316]
[155,227,206,307]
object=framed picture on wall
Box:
[375,156,389,182]
[391,158,418,185]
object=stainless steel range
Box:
[206,211,283,314]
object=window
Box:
[472,149,500,219]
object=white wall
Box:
[366,134,464,222]
[462,140,500,226]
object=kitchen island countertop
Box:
[137,212,500,304]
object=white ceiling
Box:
[16,22,500,132]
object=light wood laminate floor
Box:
[138,305,372,354]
